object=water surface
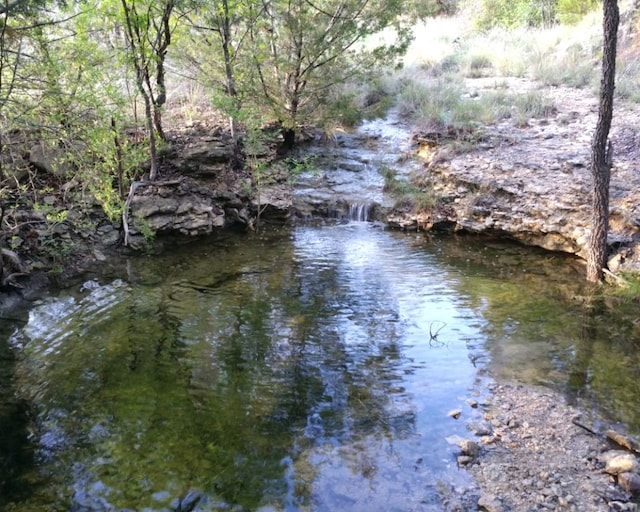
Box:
[1,224,639,511]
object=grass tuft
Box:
[381,166,438,213]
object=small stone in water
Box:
[448,409,462,419]
[457,455,474,466]
[459,439,480,459]
[467,421,493,436]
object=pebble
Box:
[467,421,493,436]
[477,493,504,512]
[464,383,636,511]
[457,455,474,466]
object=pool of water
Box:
[1,224,639,511]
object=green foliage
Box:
[396,76,483,133]
[556,0,599,24]
[470,0,598,28]
[133,215,155,243]
[472,0,557,29]
[92,177,125,223]
[610,273,640,302]
[394,69,556,141]
[186,0,415,139]
[464,53,494,77]
[284,155,318,178]
[404,0,459,20]
[616,58,640,103]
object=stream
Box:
[2,115,640,511]
[2,223,640,511]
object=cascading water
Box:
[347,202,372,222]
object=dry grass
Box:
[383,1,640,140]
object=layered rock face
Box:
[389,81,640,273]
[125,136,255,249]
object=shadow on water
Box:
[0,318,42,510]
[1,226,640,511]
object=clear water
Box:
[1,224,639,511]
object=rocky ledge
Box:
[388,78,640,274]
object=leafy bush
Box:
[381,166,438,213]
[472,0,557,29]
[471,0,598,29]
[556,0,599,24]
[397,75,487,133]
[463,53,494,77]
[405,0,459,20]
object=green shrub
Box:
[556,0,599,24]
[473,0,557,29]
[463,53,494,77]
[395,73,556,134]
[471,0,598,28]
[397,75,487,133]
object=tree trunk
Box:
[151,0,174,142]
[280,127,296,153]
[587,0,619,283]
[121,0,160,181]
[221,0,244,169]
[142,87,159,180]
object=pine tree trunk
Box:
[587,0,619,283]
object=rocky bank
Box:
[389,77,640,275]
[454,383,640,512]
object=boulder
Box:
[29,143,73,178]
[254,185,292,220]
[131,193,224,236]
[174,138,234,177]
[126,177,250,243]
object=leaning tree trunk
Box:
[587,0,619,283]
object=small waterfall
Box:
[347,203,372,222]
